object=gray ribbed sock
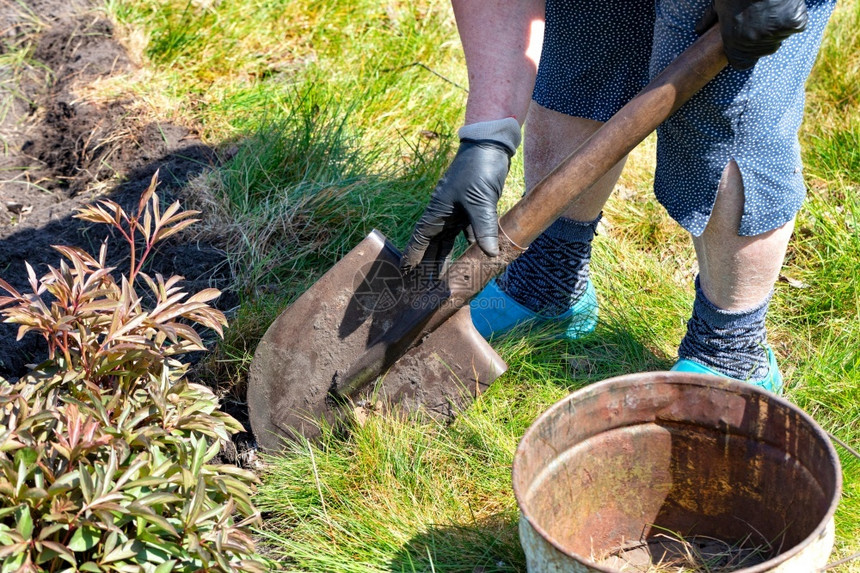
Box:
[497,214,600,316]
[677,276,771,381]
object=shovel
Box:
[248,27,728,450]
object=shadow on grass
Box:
[390,515,526,573]
[498,319,675,397]
[567,325,674,382]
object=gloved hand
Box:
[697,0,808,71]
[401,118,521,278]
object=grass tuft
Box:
[184,93,452,299]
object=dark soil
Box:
[0,0,234,377]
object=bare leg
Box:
[524,102,626,218]
[693,160,794,311]
[484,102,626,321]
[676,160,791,385]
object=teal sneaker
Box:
[469,278,598,340]
[671,345,783,394]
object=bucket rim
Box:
[512,370,843,573]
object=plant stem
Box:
[132,239,155,281]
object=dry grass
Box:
[597,531,774,573]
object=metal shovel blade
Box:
[247,230,506,450]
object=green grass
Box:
[96,0,860,570]
[104,0,466,144]
[802,0,860,183]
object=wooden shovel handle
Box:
[337,27,727,396]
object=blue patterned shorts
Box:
[533,0,836,236]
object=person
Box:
[400,0,837,393]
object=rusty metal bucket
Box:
[512,372,842,572]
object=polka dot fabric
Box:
[533,0,656,123]
[533,0,836,237]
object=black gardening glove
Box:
[401,118,520,279]
[697,0,808,70]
